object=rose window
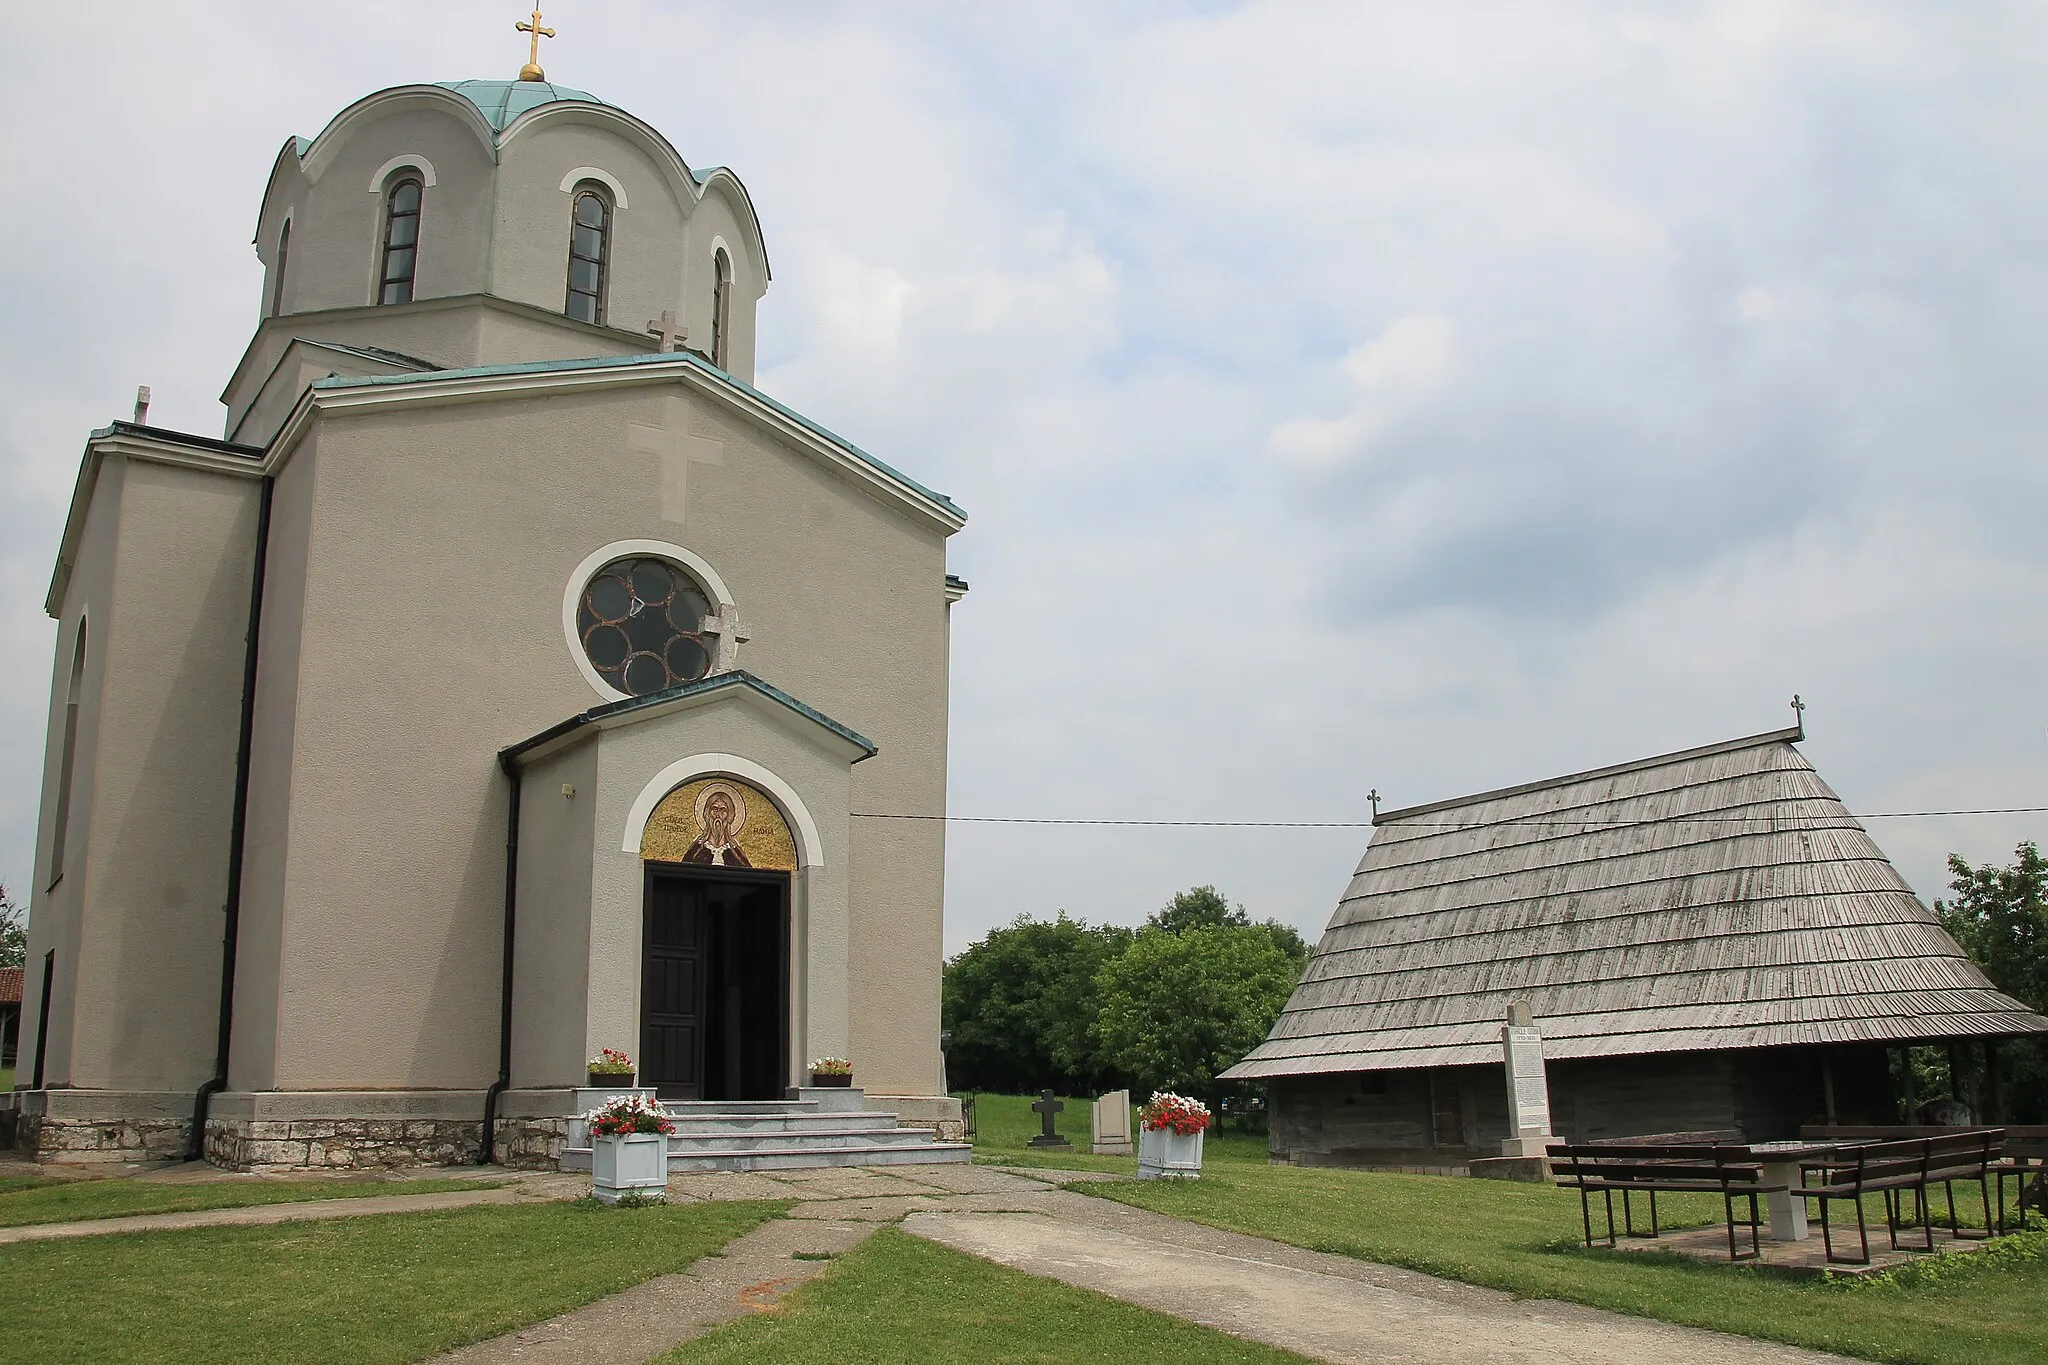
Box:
[576,557,717,696]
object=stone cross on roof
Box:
[646,310,688,354]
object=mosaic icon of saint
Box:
[684,783,752,867]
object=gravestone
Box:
[1091,1089,1132,1155]
[1027,1089,1071,1148]
[1498,1000,1558,1157]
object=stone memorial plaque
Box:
[1498,1001,1557,1157]
[1092,1089,1133,1155]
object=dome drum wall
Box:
[258,101,496,321]
[243,80,768,431]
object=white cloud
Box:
[1267,312,1458,471]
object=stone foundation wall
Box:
[205,1117,483,1172]
[871,1093,965,1143]
[18,1112,194,1164]
[900,1116,966,1142]
[493,1115,570,1169]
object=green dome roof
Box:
[435,79,609,134]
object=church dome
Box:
[434,78,611,136]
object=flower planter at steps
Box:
[591,1132,668,1203]
[589,1070,636,1089]
[808,1072,853,1088]
[1137,1125,1205,1180]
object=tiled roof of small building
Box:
[0,968,21,1005]
[1225,728,2048,1079]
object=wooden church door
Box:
[641,866,792,1101]
[641,875,707,1099]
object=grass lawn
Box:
[0,1174,504,1228]
[0,1197,787,1364]
[961,1092,1271,1173]
[666,1224,1314,1364]
[1096,1162,2048,1365]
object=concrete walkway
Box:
[429,1163,1861,1365]
[429,1216,874,1365]
[905,1201,1859,1365]
[0,1183,543,1245]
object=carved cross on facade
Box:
[645,310,688,354]
[699,603,751,673]
[627,395,724,527]
[1027,1089,1071,1148]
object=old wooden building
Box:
[1224,725,2048,1169]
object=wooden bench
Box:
[1549,1143,1783,1262]
[1996,1132,2048,1234]
[1794,1131,2004,1265]
[1803,1124,2048,1236]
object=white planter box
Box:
[1137,1125,1205,1180]
[569,1087,657,1150]
[591,1132,668,1203]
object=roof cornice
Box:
[45,425,264,616]
[501,671,877,769]
[295,351,967,534]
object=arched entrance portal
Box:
[638,777,796,1101]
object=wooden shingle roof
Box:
[1224,727,2048,1080]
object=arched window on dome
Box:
[710,248,733,369]
[378,175,423,305]
[270,220,291,317]
[565,184,612,325]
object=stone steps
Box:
[663,1140,972,1172]
[560,1089,969,1173]
[661,1110,906,1136]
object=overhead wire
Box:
[849,806,2047,829]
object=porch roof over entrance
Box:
[500,671,878,769]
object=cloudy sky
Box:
[4,2,2043,955]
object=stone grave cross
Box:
[1028,1089,1071,1149]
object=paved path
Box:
[903,1201,1858,1365]
[429,1216,875,1365]
[0,1184,539,1245]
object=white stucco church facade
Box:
[9,64,967,1167]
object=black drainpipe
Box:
[188,475,273,1161]
[479,753,521,1164]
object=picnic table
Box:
[1552,1130,2010,1263]
[1742,1140,1843,1240]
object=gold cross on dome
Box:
[516,8,556,82]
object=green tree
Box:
[1092,922,1306,1105]
[942,913,1134,1094]
[0,885,24,970]
[1148,884,1309,961]
[1147,885,1247,934]
[1936,842,2048,1121]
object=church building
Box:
[10,53,967,1167]
[1227,724,2048,1169]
